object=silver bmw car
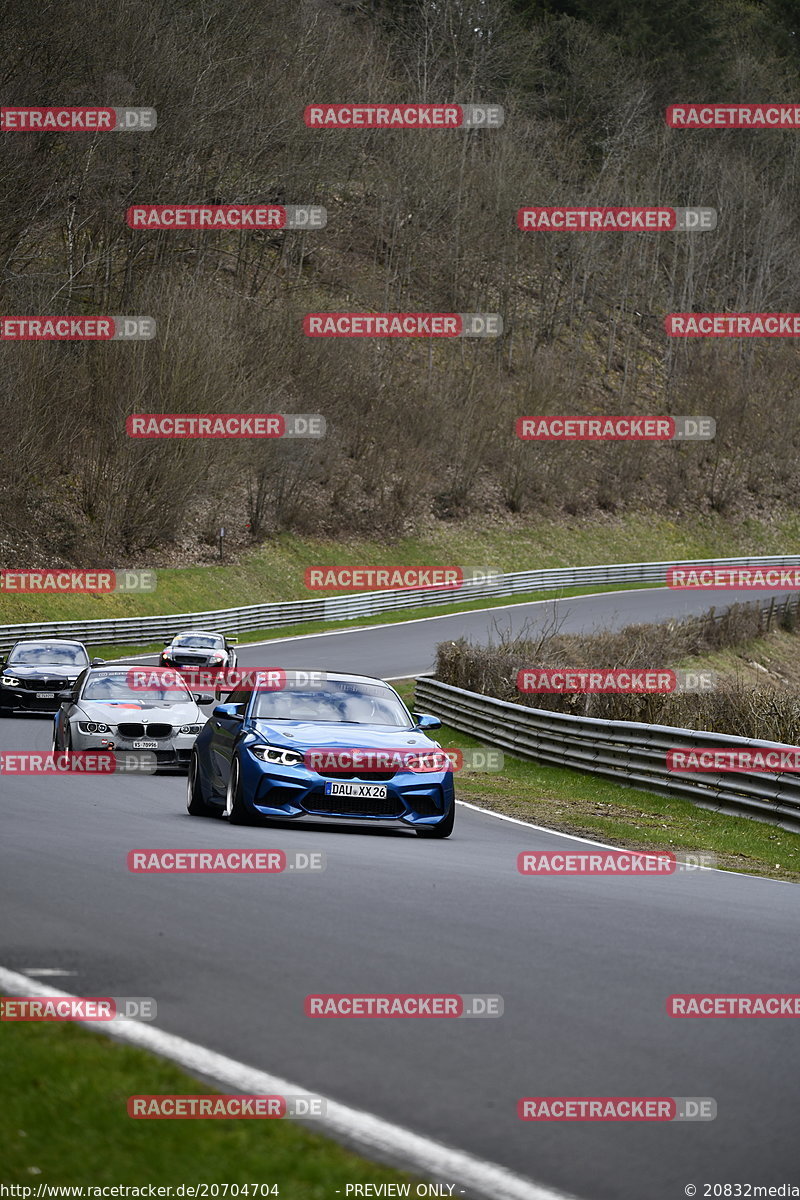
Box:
[52,666,213,770]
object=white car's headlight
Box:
[250,743,305,766]
[180,723,204,735]
[1,676,20,687]
[78,722,111,734]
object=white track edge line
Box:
[453,801,791,884]
[0,967,578,1200]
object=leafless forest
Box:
[2,0,800,562]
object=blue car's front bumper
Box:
[239,753,455,828]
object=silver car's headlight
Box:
[78,722,111,734]
[250,743,305,766]
[179,723,204,735]
[1,676,20,687]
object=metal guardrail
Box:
[414,674,800,832]
[1,554,800,653]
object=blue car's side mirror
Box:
[413,713,442,731]
[212,703,244,720]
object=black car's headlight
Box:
[1,676,20,687]
[179,723,204,735]
[78,722,111,734]
[250,743,305,766]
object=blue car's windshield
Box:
[252,681,411,727]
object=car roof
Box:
[11,638,87,649]
[84,664,186,675]
[271,670,393,688]
[171,629,223,637]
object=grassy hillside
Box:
[2,511,799,625]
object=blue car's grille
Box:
[303,792,404,818]
[315,769,397,782]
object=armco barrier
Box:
[413,675,800,832]
[1,554,800,653]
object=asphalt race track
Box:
[2,586,799,1200]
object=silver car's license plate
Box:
[324,781,388,799]
[36,691,56,699]
[132,740,158,749]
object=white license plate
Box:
[36,692,55,699]
[132,740,158,749]
[324,781,388,799]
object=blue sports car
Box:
[187,671,455,838]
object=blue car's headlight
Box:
[250,743,305,766]
[1,676,20,687]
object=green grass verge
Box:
[392,681,800,883]
[0,1019,417,1190]
[3,510,799,625]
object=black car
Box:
[160,630,238,674]
[0,639,103,715]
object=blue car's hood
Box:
[249,720,438,752]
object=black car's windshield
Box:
[173,635,222,649]
[82,672,191,703]
[8,643,89,668]
[252,680,411,727]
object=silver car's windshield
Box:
[252,681,412,727]
[82,673,191,703]
[173,635,222,649]
[9,643,88,667]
